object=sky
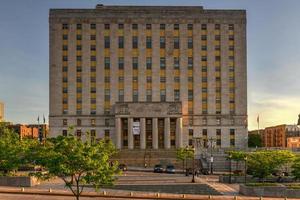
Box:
[0,0,300,130]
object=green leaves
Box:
[30,133,119,200]
[291,156,300,180]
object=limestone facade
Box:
[49,5,248,149]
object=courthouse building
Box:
[49,5,248,150]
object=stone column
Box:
[115,117,121,149]
[152,118,158,149]
[128,118,133,149]
[164,118,171,149]
[140,118,146,149]
[176,117,183,148]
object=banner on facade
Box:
[132,121,140,135]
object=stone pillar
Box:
[115,117,121,149]
[176,117,183,148]
[128,118,133,149]
[164,118,171,149]
[140,118,146,149]
[152,118,158,149]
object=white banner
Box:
[132,121,140,135]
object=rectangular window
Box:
[90,45,96,51]
[174,90,180,101]
[215,24,220,30]
[132,57,138,69]
[104,57,110,69]
[104,36,110,48]
[160,24,165,30]
[215,45,221,51]
[105,89,110,101]
[90,56,96,61]
[201,45,207,51]
[174,77,180,83]
[146,89,152,102]
[146,24,151,30]
[133,90,138,102]
[174,57,179,69]
[104,76,110,83]
[174,37,179,49]
[160,37,165,49]
[76,35,82,40]
[215,35,221,41]
[146,57,152,69]
[188,129,193,146]
[229,24,234,30]
[104,24,110,30]
[201,35,207,41]
[63,45,68,51]
[63,119,68,126]
[63,34,68,40]
[90,35,96,40]
[160,77,166,83]
[62,24,68,30]
[229,35,235,41]
[160,90,166,102]
[188,90,193,101]
[118,57,124,69]
[146,76,152,83]
[160,57,166,69]
[118,36,124,48]
[132,36,138,48]
[187,24,193,30]
[90,23,96,29]
[188,57,193,69]
[146,36,152,49]
[201,24,207,30]
[119,90,124,102]
[132,24,138,30]
[76,24,82,30]
[118,23,124,29]
[174,24,179,30]
[62,130,68,136]
[187,37,193,49]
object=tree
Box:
[176,147,194,172]
[247,150,295,181]
[248,134,262,148]
[291,156,300,180]
[30,134,119,200]
[227,150,246,173]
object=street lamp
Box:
[208,137,216,174]
[228,154,232,184]
[244,156,248,184]
[192,146,196,183]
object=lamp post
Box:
[244,156,248,184]
[208,137,216,175]
[229,154,232,184]
[192,147,196,183]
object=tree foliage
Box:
[176,147,194,171]
[247,150,295,180]
[30,134,119,200]
[248,134,262,148]
[227,150,247,172]
[0,124,37,176]
[291,156,300,180]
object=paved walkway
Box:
[198,175,239,195]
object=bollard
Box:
[156,193,160,197]
[284,198,288,200]
[182,194,186,198]
[103,190,107,196]
[48,188,52,193]
[234,196,238,200]
[21,187,25,192]
[208,195,212,199]
[259,197,263,200]
[130,192,133,197]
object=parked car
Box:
[118,164,127,171]
[153,164,164,173]
[165,165,175,174]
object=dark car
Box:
[165,165,175,174]
[118,164,127,171]
[153,164,164,173]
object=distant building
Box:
[263,124,300,148]
[28,124,49,141]
[0,102,4,122]
[9,124,39,139]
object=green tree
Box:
[248,134,262,148]
[291,156,300,180]
[247,150,295,181]
[176,147,194,172]
[30,134,119,200]
[227,150,246,173]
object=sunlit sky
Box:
[0,0,300,130]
